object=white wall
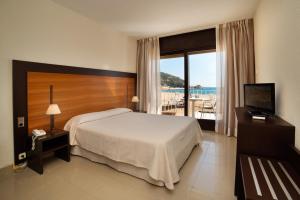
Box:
[254,0,300,148]
[0,0,137,168]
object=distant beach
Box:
[162,87,216,94]
[161,87,217,118]
[161,87,216,105]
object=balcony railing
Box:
[161,88,216,120]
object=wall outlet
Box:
[18,152,26,160]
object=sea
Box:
[162,87,216,94]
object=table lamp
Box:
[131,96,139,111]
[46,104,61,132]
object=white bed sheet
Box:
[65,108,202,189]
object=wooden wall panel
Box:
[27,72,135,133]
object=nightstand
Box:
[28,129,70,174]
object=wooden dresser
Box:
[234,107,295,197]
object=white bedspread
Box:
[64,108,202,189]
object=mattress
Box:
[64,108,202,189]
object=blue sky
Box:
[160,52,216,87]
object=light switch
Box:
[17,117,25,127]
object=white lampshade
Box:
[131,96,139,103]
[46,104,61,115]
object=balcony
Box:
[161,89,216,120]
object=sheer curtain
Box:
[137,37,161,114]
[215,19,255,136]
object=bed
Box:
[64,108,202,190]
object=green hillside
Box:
[160,72,184,88]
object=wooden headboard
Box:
[27,72,135,132]
[13,60,136,164]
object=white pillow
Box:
[64,108,132,131]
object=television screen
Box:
[244,83,275,114]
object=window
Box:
[160,56,185,116]
[188,52,216,119]
[159,52,216,119]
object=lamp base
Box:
[132,102,139,112]
[47,128,61,135]
[48,115,58,134]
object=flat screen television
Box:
[244,83,275,115]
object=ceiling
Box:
[52,0,260,38]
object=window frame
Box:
[159,28,216,130]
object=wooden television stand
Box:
[234,107,295,197]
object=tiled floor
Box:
[0,132,237,200]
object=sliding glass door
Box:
[159,51,216,130]
[160,55,185,116]
[188,52,216,120]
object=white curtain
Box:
[215,19,255,136]
[137,37,161,114]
